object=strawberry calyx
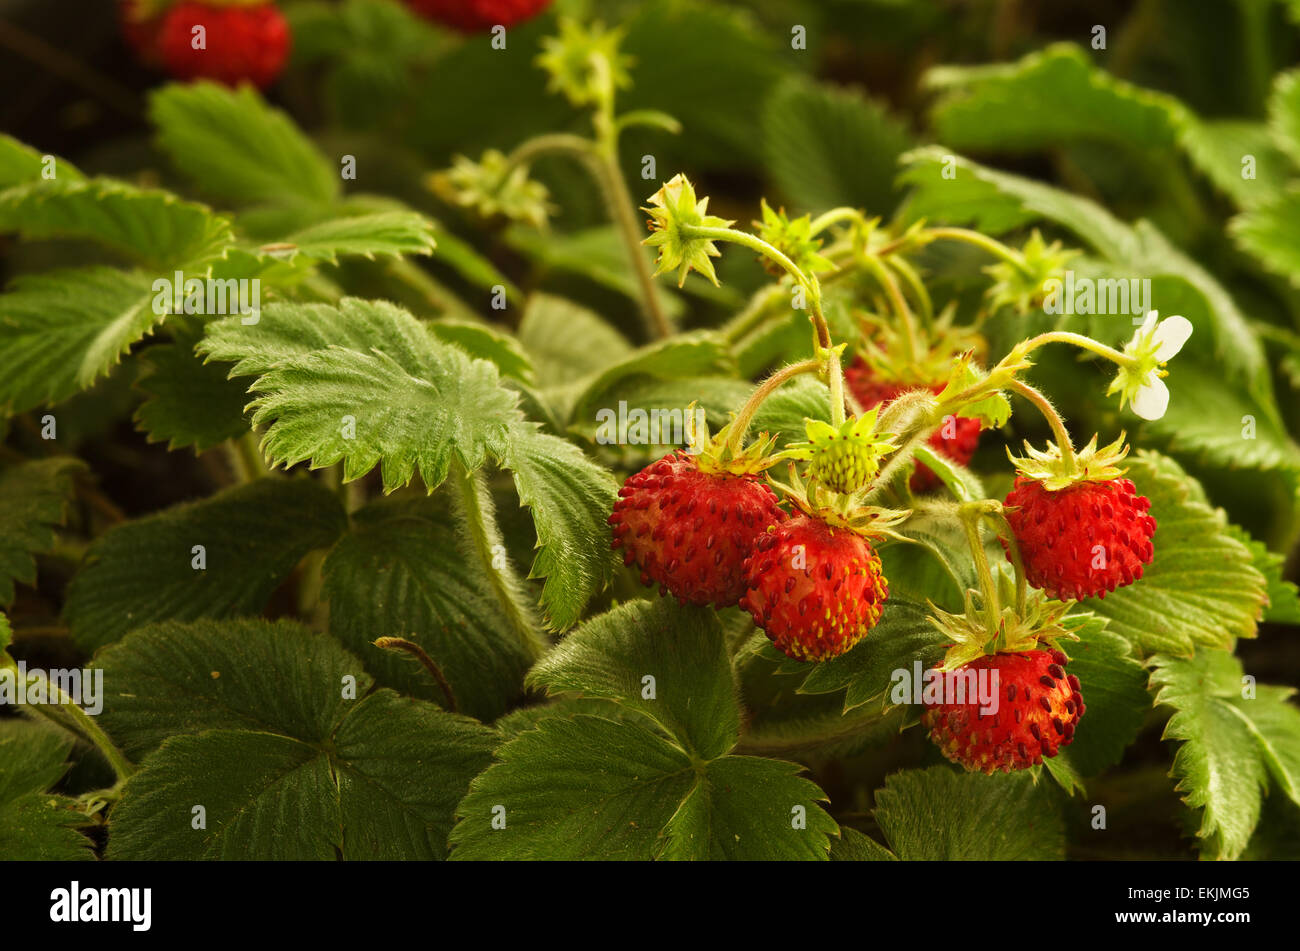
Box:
[1006,431,1129,492]
[765,464,910,540]
[927,569,1085,671]
[686,410,780,477]
[780,406,898,495]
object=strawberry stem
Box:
[959,504,1002,644]
[725,358,822,456]
[922,227,1034,276]
[858,252,920,366]
[1008,379,1077,473]
[807,206,865,236]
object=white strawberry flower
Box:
[1106,311,1193,420]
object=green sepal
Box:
[642,174,733,287]
[1007,431,1130,491]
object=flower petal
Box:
[1151,315,1193,361]
[1126,311,1159,351]
[1132,376,1170,420]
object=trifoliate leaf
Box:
[448,714,836,860]
[64,478,347,651]
[831,827,898,861]
[0,134,82,188]
[427,319,534,384]
[0,457,84,605]
[96,618,494,862]
[200,298,520,492]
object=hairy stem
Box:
[373,638,458,712]
[924,226,1032,274]
[725,359,822,456]
[960,506,1001,639]
[1007,378,1076,471]
[859,252,920,364]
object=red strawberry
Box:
[609,450,785,608]
[404,0,552,31]
[1003,476,1155,601]
[923,648,1084,773]
[158,2,291,89]
[739,515,888,662]
[844,359,982,492]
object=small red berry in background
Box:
[404,0,552,32]
[154,1,291,89]
[118,0,166,68]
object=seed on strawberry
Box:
[923,649,1084,773]
[1003,475,1156,601]
[404,0,552,31]
[739,514,888,662]
[158,2,291,90]
[845,358,982,492]
[609,450,785,608]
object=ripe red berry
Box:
[739,515,888,662]
[923,648,1084,773]
[404,0,552,31]
[1003,476,1156,601]
[844,359,981,491]
[158,2,291,89]
[609,450,785,608]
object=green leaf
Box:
[0,268,162,412]
[1225,524,1300,625]
[150,81,339,207]
[0,135,82,188]
[912,443,985,502]
[926,43,1188,153]
[200,298,520,492]
[94,617,369,759]
[1042,616,1151,795]
[64,478,347,651]
[873,766,1065,860]
[265,211,437,263]
[761,75,911,216]
[831,827,898,861]
[565,333,733,427]
[1268,68,1300,167]
[1231,187,1300,290]
[795,600,948,712]
[0,457,83,605]
[0,178,233,270]
[1084,452,1269,657]
[502,424,618,629]
[1180,119,1292,208]
[133,332,251,452]
[322,495,534,721]
[428,319,534,384]
[517,293,632,392]
[108,694,495,860]
[0,721,92,861]
[528,599,737,759]
[900,149,1273,401]
[657,754,839,860]
[1151,649,1300,859]
[449,714,835,860]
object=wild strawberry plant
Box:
[1,1,1299,862]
